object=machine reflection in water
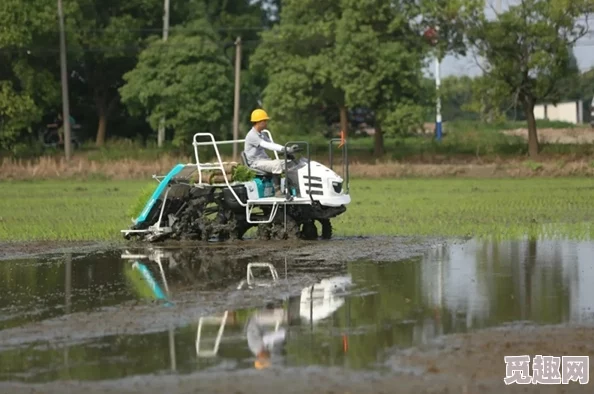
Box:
[120,247,352,370]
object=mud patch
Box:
[0,236,450,262]
[0,241,116,261]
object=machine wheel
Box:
[319,219,332,240]
[171,196,207,240]
[229,217,251,241]
[258,213,300,240]
[300,220,318,240]
[256,224,271,240]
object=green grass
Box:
[1,178,594,242]
[333,178,594,240]
[0,179,151,242]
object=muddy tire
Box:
[319,219,332,240]
[256,223,271,240]
[257,214,300,240]
[300,220,318,240]
[171,197,208,240]
[229,218,250,241]
[273,214,300,240]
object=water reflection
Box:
[0,251,134,330]
[421,238,594,331]
[1,238,594,382]
[122,249,354,371]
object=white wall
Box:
[534,100,584,124]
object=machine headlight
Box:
[332,181,342,193]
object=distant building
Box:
[534,100,585,124]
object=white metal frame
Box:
[121,250,291,361]
[237,262,279,290]
[122,250,229,359]
[195,311,229,358]
[192,131,310,225]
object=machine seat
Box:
[240,151,270,177]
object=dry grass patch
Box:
[3,154,594,181]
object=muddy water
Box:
[0,237,593,384]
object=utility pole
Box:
[434,26,442,142]
[57,0,72,161]
[435,53,442,142]
[158,0,170,148]
[232,36,242,162]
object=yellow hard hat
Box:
[254,358,271,369]
[251,109,270,123]
[254,350,271,369]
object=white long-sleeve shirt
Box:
[244,127,284,164]
[246,312,286,356]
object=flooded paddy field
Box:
[1,236,593,393]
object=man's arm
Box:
[246,129,285,152]
[259,139,285,152]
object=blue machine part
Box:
[253,177,274,198]
[133,262,167,300]
[134,163,186,225]
[253,178,264,197]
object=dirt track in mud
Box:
[0,235,452,262]
[2,236,593,394]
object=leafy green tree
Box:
[0,0,61,151]
[412,0,485,59]
[334,0,428,155]
[581,68,594,99]
[468,0,594,157]
[0,82,41,150]
[119,20,234,148]
[250,0,346,137]
[201,0,277,133]
[463,75,510,123]
[409,0,484,138]
[557,48,582,101]
[251,0,484,150]
[579,68,594,124]
[64,0,162,146]
[439,76,478,121]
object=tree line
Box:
[1,0,593,158]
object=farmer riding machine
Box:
[121,131,350,242]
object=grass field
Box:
[1,178,594,242]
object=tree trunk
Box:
[94,93,119,147]
[523,98,539,157]
[95,93,107,147]
[96,108,107,147]
[339,105,348,137]
[374,123,385,156]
